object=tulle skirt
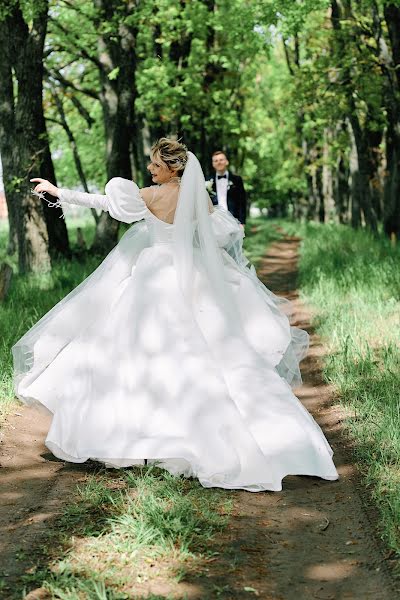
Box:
[13,222,338,491]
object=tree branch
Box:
[282,39,295,77]
[49,17,103,70]
[45,66,99,100]
[59,0,96,20]
[51,90,100,224]
[69,95,95,128]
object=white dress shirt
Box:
[216,170,229,211]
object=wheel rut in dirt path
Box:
[0,235,399,600]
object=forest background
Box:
[2,0,400,273]
[0,2,400,593]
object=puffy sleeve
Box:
[57,177,147,224]
[105,177,147,223]
[211,207,243,246]
[210,207,248,267]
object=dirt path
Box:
[0,409,87,598]
[0,236,399,599]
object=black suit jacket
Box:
[211,172,247,224]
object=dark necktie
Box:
[217,174,227,179]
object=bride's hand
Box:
[30,178,59,197]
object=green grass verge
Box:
[281,220,400,558]
[18,466,231,599]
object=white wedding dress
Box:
[13,153,338,491]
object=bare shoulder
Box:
[139,186,157,206]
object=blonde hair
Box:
[150,138,188,176]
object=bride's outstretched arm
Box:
[30,178,108,211]
[30,177,147,223]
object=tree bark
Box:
[40,139,71,258]
[332,122,350,224]
[0,262,13,302]
[333,155,350,224]
[382,4,400,237]
[331,0,378,231]
[0,1,70,272]
[91,0,139,253]
[12,6,52,272]
[130,116,148,186]
[322,128,336,222]
[347,112,378,230]
[0,57,19,255]
[310,156,325,223]
[348,122,362,228]
[282,36,320,221]
[15,4,69,261]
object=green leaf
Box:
[107,67,120,81]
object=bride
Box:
[13,138,338,492]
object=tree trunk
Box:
[0,61,19,256]
[0,262,13,302]
[348,113,378,231]
[282,35,324,222]
[383,126,400,237]
[40,142,71,258]
[301,140,324,222]
[0,2,70,272]
[5,195,18,256]
[322,128,337,222]
[331,0,378,231]
[91,0,139,253]
[382,4,400,237]
[313,162,325,223]
[0,6,49,273]
[13,6,52,272]
[348,123,362,228]
[130,116,147,186]
[15,4,69,260]
[333,150,350,225]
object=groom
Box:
[208,150,247,224]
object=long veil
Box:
[173,151,308,386]
[173,151,237,323]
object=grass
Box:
[280,220,400,558]
[243,216,282,268]
[18,465,232,599]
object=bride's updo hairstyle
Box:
[150,138,188,177]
